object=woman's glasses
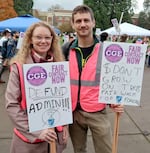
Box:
[33,35,53,41]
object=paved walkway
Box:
[0,66,150,153]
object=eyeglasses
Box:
[32,35,53,41]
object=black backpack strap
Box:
[62,39,75,61]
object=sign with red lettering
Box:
[99,42,147,106]
[23,62,72,132]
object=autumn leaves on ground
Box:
[0,0,17,21]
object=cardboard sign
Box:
[95,28,101,35]
[99,41,147,106]
[16,32,25,49]
[111,18,120,33]
[23,62,72,132]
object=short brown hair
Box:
[72,5,95,22]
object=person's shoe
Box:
[0,80,6,83]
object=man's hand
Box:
[110,104,124,114]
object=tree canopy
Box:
[14,0,33,16]
[0,0,17,21]
[84,0,135,30]
[143,0,150,12]
[138,0,150,29]
[47,4,64,11]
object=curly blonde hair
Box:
[10,21,64,65]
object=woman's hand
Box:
[38,128,57,142]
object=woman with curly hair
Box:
[5,21,68,153]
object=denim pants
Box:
[69,110,112,153]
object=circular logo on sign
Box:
[105,44,123,62]
[26,66,47,86]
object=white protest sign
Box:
[95,28,101,35]
[111,18,120,33]
[16,32,25,49]
[23,62,72,132]
[99,42,147,106]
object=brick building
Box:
[33,9,139,30]
[33,9,72,27]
